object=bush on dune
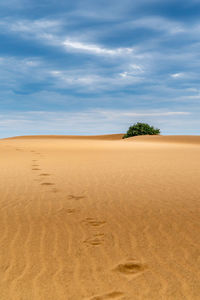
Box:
[123,122,160,139]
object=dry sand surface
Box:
[0,135,200,300]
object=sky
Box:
[0,0,200,137]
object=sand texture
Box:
[0,135,200,300]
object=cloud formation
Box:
[63,39,133,56]
[0,0,200,136]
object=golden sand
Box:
[0,135,200,300]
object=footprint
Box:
[82,218,106,227]
[114,260,147,276]
[83,236,104,246]
[32,164,39,167]
[32,168,41,171]
[66,208,76,214]
[39,173,51,176]
[90,291,124,300]
[56,208,77,216]
[41,182,54,186]
[68,194,85,200]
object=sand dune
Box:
[5,133,124,140]
[125,135,200,144]
[0,135,200,300]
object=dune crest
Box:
[3,133,124,141]
[124,135,200,144]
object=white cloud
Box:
[63,39,134,56]
[50,70,100,86]
[124,112,190,116]
[120,63,144,78]
[25,61,38,67]
[171,73,184,78]
[130,64,143,71]
[120,72,128,78]
[99,110,191,118]
[0,18,62,46]
[9,19,61,33]
[50,70,62,76]
[50,67,144,91]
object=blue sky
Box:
[0,0,200,137]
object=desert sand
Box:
[0,135,200,300]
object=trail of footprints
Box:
[30,149,107,248]
[29,148,147,299]
[10,146,147,300]
[30,150,55,189]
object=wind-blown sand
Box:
[0,135,200,300]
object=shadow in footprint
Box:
[41,182,54,186]
[90,291,124,300]
[32,168,41,171]
[82,218,106,227]
[39,173,51,176]
[68,194,85,200]
[66,208,76,214]
[83,236,104,246]
[114,260,147,276]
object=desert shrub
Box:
[123,122,160,139]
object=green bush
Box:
[123,122,160,139]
